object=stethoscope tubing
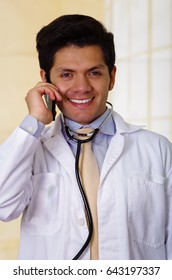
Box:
[61,102,113,143]
[72,140,93,260]
[61,102,114,259]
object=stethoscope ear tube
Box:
[61,102,113,142]
[72,140,93,260]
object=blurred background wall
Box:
[107,0,172,141]
[0,0,171,259]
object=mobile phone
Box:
[44,95,56,121]
[44,74,56,120]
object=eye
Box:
[89,71,102,77]
[60,72,73,78]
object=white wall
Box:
[106,0,172,141]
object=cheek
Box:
[56,98,74,116]
[97,83,110,99]
[100,77,111,90]
[56,83,69,96]
[56,99,67,110]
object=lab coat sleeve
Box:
[166,166,172,259]
[161,136,172,259]
[0,127,40,221]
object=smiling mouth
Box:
[69,98,93,104]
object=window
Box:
[106,0,172,140]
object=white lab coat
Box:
[0,112,172,260]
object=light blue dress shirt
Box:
[20,109,116,171]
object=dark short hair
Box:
[36,14,115,76]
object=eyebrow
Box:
[55,68,74,73]
[55,64,106,73]
[88,64,106,71]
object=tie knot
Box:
[76,127,94,140]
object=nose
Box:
[72,75,92,93]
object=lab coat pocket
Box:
[22,173,64,236]
[128,175,166,248]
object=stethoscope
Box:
[61,102,113,260]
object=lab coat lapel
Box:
[41,116,75,178]
[100,133,124,184]
[100,112,143,184]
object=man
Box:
[0,14,172,260]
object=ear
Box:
[109,66,117,91]
[40,69,47,82]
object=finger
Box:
[35,82,62,101]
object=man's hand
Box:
[25,82,62,124]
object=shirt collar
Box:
[61,108,116,137]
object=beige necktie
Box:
[76,128,99,259]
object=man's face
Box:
[44,45,116,125]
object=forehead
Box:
[52,45,106,69]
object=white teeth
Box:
[69,98,92,104]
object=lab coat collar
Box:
[112,111,144,134]
[41,111,143,141]
[40,110,143,156]
[40,112,144,181]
